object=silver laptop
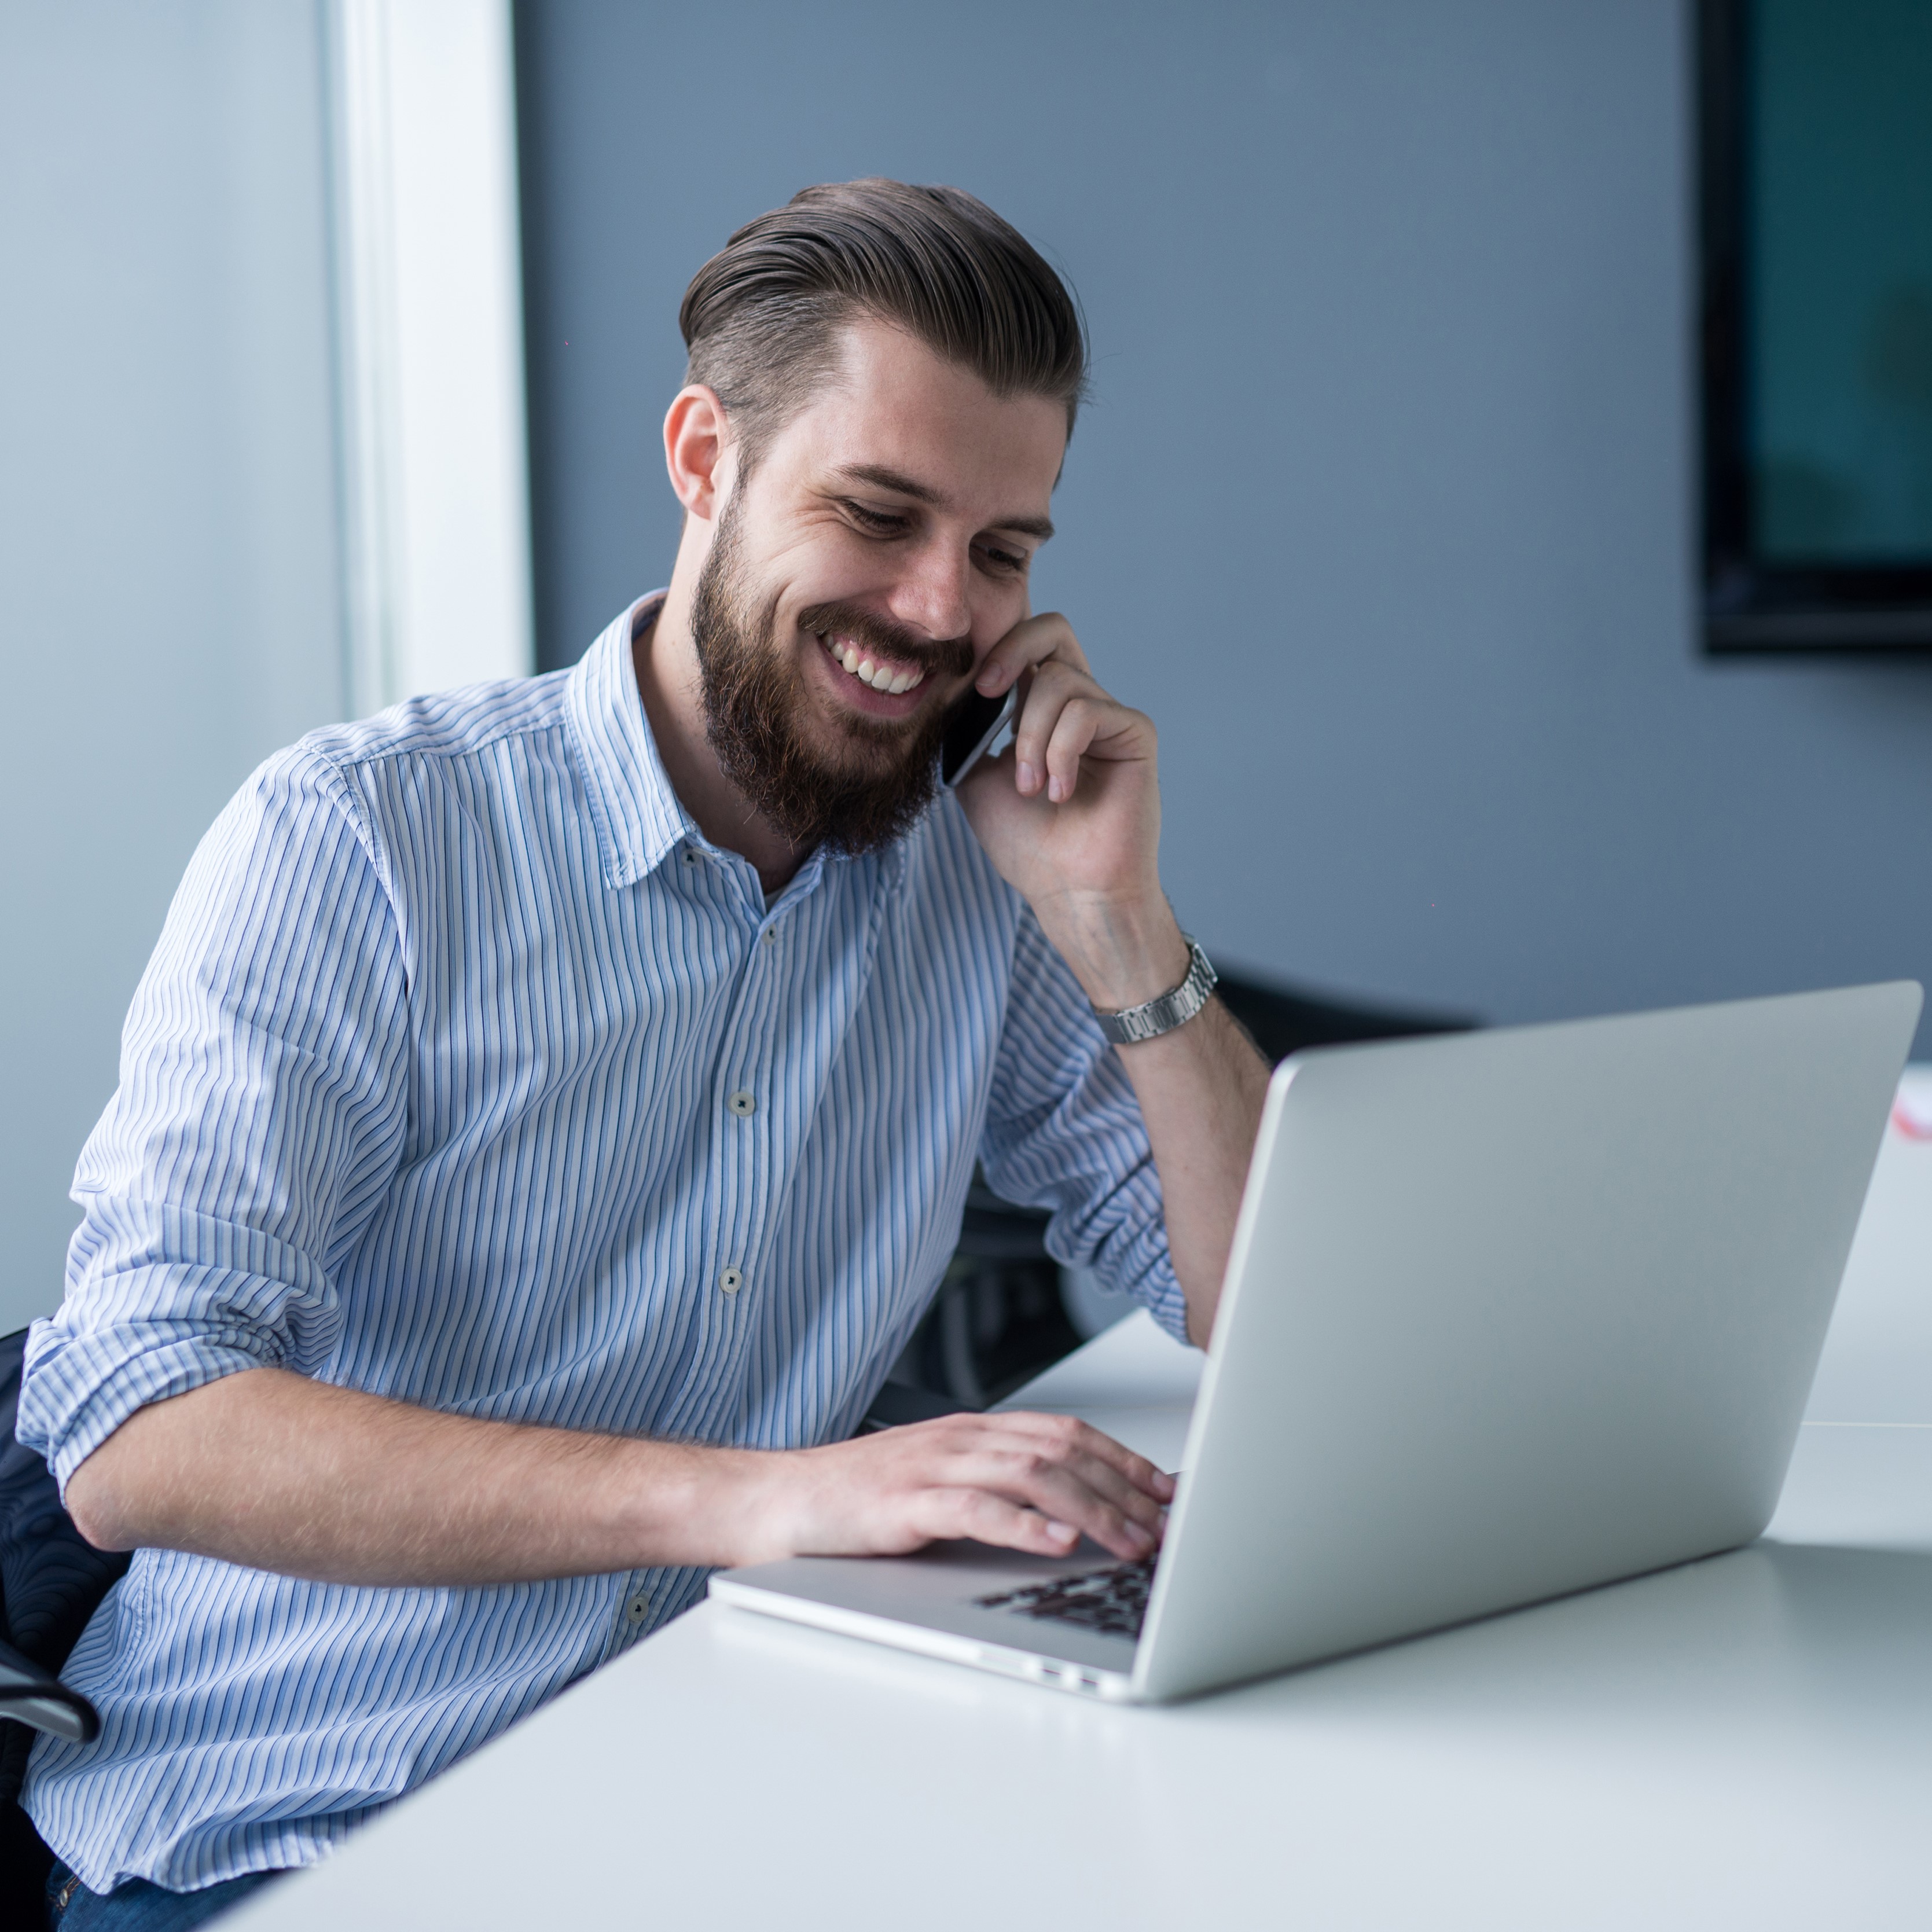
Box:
[710,983,1920,1703]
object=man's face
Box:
[689,318,1066,853]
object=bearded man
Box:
[19,179,1269,1926]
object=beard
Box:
[689,493,976,854]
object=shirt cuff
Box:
[19,1317,280,1492]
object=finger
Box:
[909,1486,1083,1558]
[1045,695,1152,803]
[976,612,1079,695]
[975,611,1088,697]
[949,1445,1163,1559]
[981,1412,1176,1504]
[1054,1448,1174,1529]
[1008,659,1101,798]
[938,1420,1174,1538]
[1008,1452,1168,1550]
[1018,1448,1168,1544]
[905,1415,1174,1533]
[1042,696,1107,804]
[872,1420,1167,1558]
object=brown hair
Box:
[678,178,1088,467]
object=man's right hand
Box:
[728,1409,1173,1567]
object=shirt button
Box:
[761,926,777,945]
[728,1089,756,1117]
[719,1266,744,1295]
[682,847,701,866]
[625,1592,651,1625]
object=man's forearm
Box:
[1034,890,1270,1346]
[64,1367,754,1585]
[63,1358,1177,1586]
[1114,994,1270,1345]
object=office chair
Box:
[0,1324,123,1914]
[876,967,1475,1412]
[1211,969,1471,1067]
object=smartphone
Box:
[939,685,1019,791]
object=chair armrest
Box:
[0,1639,100,1744]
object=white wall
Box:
[0,0,533,1332]
[0,1,348,1331]
[329,0,533,712]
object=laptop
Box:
[710,982,1920,1703]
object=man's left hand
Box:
[956,613,1187,1009]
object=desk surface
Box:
[237,1082,1932,1930]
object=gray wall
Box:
[516,0,1932,1055]
[0,1,346,1329]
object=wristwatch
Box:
[1092,936,1218,1046]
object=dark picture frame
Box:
[1698,0,1932,653]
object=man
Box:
[21,179,1270,1923]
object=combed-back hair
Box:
[678,178,1088,466]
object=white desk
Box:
[236,1083,1932,1930]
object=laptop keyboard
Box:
[975,1556,1157,1640]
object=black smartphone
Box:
[939,685,1019,791]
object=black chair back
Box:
[1,1328,126,1797]
[1213,971,1474,1065]
[1,1323,132,1911]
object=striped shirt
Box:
[18,596,1184,1893]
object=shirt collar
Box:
[563,590,902,896]
[564,593,695,889]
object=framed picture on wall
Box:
[1700,0,1932,651]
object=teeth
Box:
[822,634,924,696]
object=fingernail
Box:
[977,663,1005,692]
[1047,1520,1078,1544]
[1048,774,1066,803]
[1017,761,1039,793]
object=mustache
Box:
[798,601,975,680]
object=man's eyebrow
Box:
[833,463,1055,542]
[991,511,1056,541]
[835,462,944,506]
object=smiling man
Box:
[19,180,1269,1924]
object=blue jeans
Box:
[46,1861,286,1930]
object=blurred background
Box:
[5,0,1931,1344]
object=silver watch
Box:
[1093,937,1218,1046]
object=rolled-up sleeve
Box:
[977,909,1189,1342]
[19,745,410,1489]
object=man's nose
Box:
[887,539,972,645]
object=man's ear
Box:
[663,385,734,522]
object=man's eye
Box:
[844,502,909,536]
[977,543,1028,575]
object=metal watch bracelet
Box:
[1092,936,1218,1046]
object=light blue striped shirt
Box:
[19,597,1183,1893]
